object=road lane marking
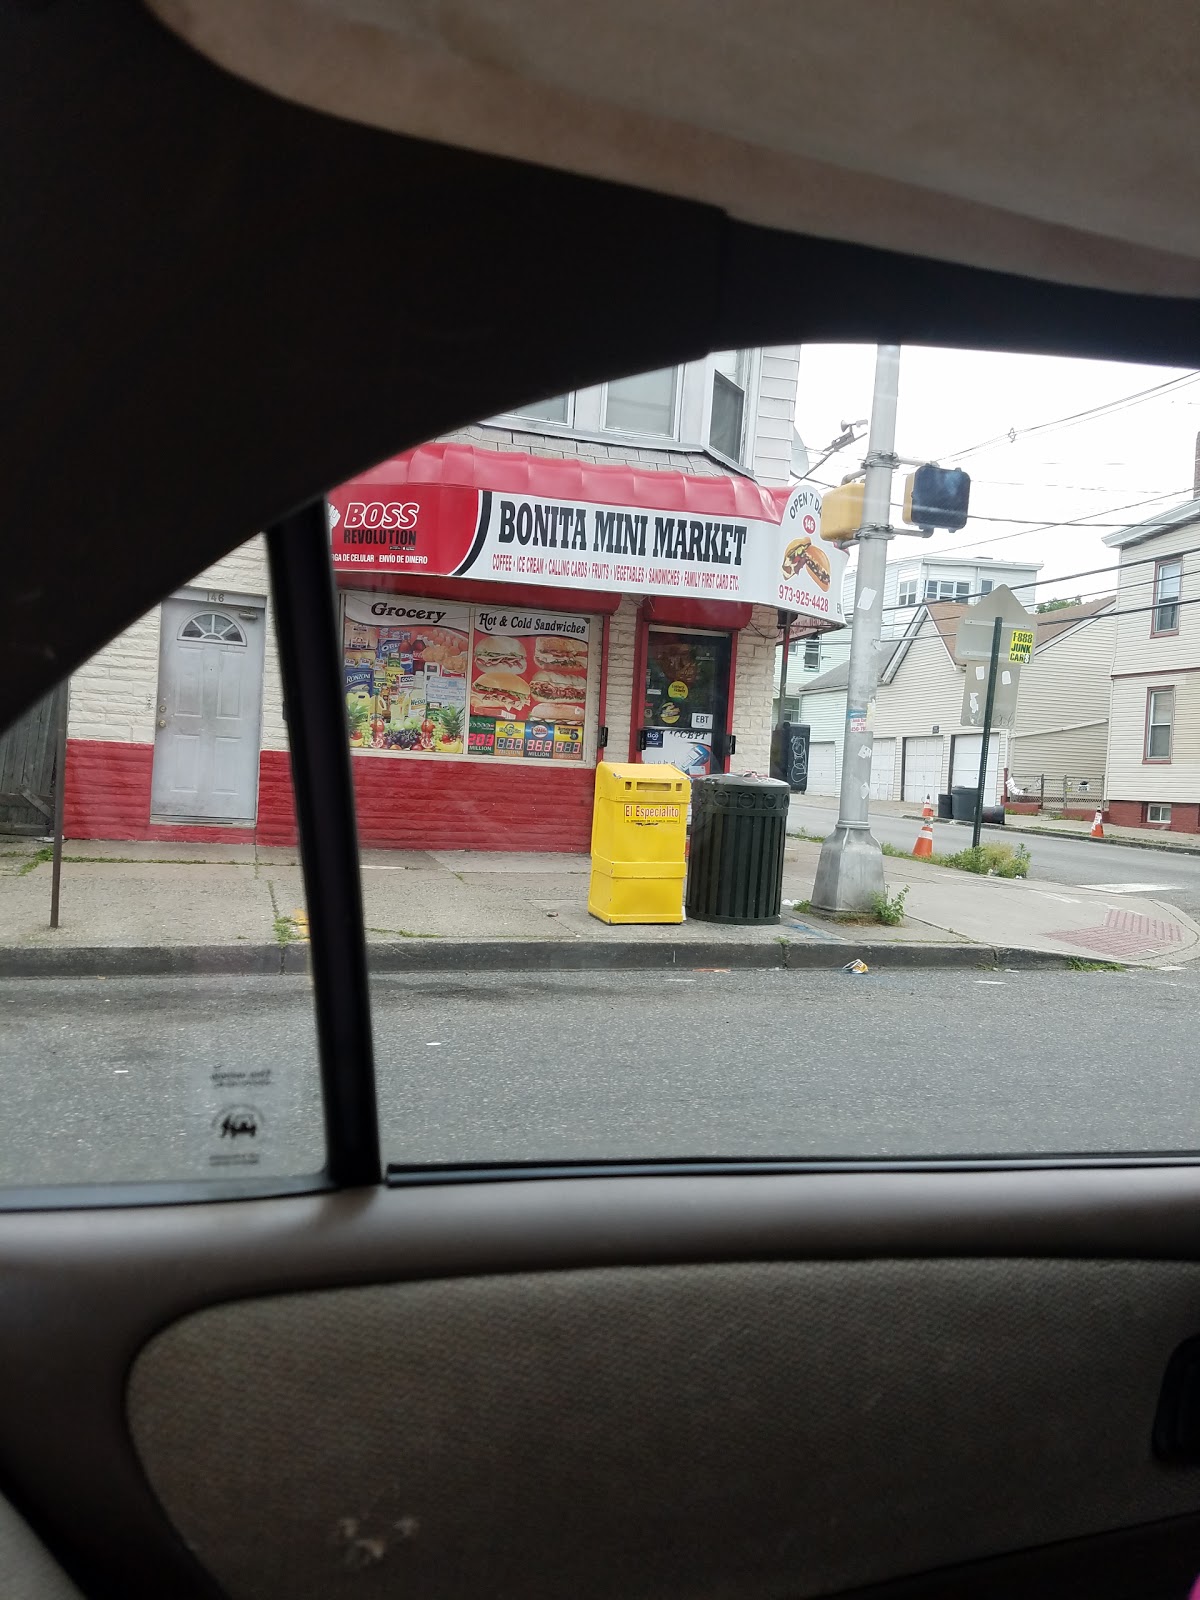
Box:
[1080,883,1186,893]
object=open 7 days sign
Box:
[328,475,847,627]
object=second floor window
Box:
[709,350,749,462]
[1153,557,1182,634]
[898,579,918,606]
[604,367,678,436]
[803,637,821,670]
[924,579,970,601]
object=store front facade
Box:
[62,441,844,852]
[326,442,844,850]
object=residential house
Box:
[775,552,1039,720]
[1102,496,1200,831]
[798,596,1116,807]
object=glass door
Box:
[638,627,733,776]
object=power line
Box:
[915,486,1197,559]
[938,372,1200,465]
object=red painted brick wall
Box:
[63,740,296,845]
[350,754,593,851]
[62,738,592,852]
[1101,799,1200,834]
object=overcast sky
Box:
[794,345,1200,604]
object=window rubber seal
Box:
[268,503,381,1188]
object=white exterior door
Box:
[869,738,895,800]
[806,741,838,796]
[902,736,943,803]
[151,598,266,822]
[950,733,1000,802]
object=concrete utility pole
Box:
[811,344,900,912]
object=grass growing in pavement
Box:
[870,886,909,926]
[273,914,299,945]
[1065,957,1127,973]
[881,840,1031,878]
[16,846,53,876]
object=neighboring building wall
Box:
[752,345,802,485]
[869,624,1008,801]
[1007,612,1114,791]
[1105,514,1200,827]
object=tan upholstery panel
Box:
[146,0,1200,295]
[130,1259,1200,1599]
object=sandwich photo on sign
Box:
[469,609,591,760]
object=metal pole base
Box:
[811,823,886,913]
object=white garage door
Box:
[951,733,1001,801]
[870,738,895,800]
[902,736,942,803]
[806,741,838,796]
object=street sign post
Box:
[955,586,1037,846]
[961,659,1021,729]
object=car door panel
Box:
[1,1172,1200,1597]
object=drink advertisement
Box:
[469,608,590,763]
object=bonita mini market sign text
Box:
[328,471,846,626]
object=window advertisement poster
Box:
[469,608,590,762]
[342,593,470,752]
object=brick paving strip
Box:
[1046,908,1186,960]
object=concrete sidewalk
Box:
[2,832,1198,973]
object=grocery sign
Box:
[328,444,847,627]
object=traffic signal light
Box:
[903,464,971,531]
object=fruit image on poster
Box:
[469,608,589,762]
[341,593,470,752]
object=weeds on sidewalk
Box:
[881,840,1031,878]
[1066,956,1126,972]
[273,914,299,945]
[870,886,908,926]
[16,847,52,877]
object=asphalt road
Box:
[2,967,1199,1185]
[789,797,1200,916]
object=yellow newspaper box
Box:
[588,762,691,924]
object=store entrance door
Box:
[638,627,733,777]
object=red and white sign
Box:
[328,444,846,626]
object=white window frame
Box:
[1153,556,1183,635]
[1145,686,1174,763]
[600,366,683,440]
[802,637,821,671]
[490,391,577,430]
[1147,803,1172,824]
[897,579,918,607]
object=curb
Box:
[902,813,1200,858]
[0,939,1080,978]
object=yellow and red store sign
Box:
[328,443,846,627]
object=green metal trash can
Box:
[686,774,790,924]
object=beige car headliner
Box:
[147,0,1200,298]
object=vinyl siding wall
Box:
[1105,517,1200,804]
[1007,613,1114,788]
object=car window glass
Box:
[0,537,323,1187]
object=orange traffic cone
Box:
[1090,808,1105,839]
[913,820,934,858]
[922,795,934,822]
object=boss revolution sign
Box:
[327,450,846,626]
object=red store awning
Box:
[328,442,847,632]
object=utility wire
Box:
[937,372,1200,465]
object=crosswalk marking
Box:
[1079,883,1185,894]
